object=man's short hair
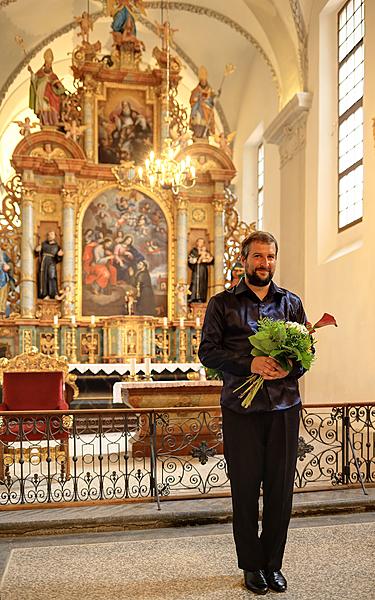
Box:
[240,231,278,259]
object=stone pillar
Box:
[83,91,95,161]
[212,187,226,296]
[264,92,312,297]
[176,194,188,316]
[20,185,36,318]
[61,186,76,317]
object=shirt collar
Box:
[234,277,286,297]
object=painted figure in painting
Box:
[99,99,153,164]
[82,189,167,317]
[35,231,63,299]
[28,49,66,126]
[189,65,216,139]
[188,238,214,304]
[0,249,14,316]
[135,260,156,315]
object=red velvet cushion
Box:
[3,372,68,411]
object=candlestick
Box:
[70,318,77,363]
[179,326,187,363]
[129,357,136,376]
[88,320,97,364]
[144,357,152,380]
[162,319,169,362]
[53,319,59,358]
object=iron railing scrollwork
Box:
[0,403,374,507]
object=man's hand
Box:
[251,356,289,380]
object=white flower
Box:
[285,321,309,335]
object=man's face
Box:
[241,241,277,287]
[47,231,56,243]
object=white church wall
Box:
[232,52,280,241]
[304,0,373,404]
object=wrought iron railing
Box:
[0,403,374,507]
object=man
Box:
[198,231,307,595]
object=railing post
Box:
[149,411,161,510]
[343,406,350,485]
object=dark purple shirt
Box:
[198,278,307,413]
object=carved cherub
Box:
[64,120,87,142]
[74,11,94,43]
[13,117,38,137]
[214,131,236,158]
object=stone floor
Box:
[0,514,374,599]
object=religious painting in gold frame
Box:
[80,186,169,318]
[96,83,158,165]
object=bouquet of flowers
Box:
[236,313,337,408]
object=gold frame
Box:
[94,82,160,165]
[75,183,175,321]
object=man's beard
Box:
[245,268,273,287]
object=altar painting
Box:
[97,87,154,164]
[81,188,167,317]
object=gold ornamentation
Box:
[40,332,55,356]
[35,300,61,321]
[0,347,69,379]
[224,186,255,285]
[21,330,33,353]
[191,207,206,223]
[41,199,56,214]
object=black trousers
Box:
[222,403,300,572]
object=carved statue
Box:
[74,11,94,43]
[0,249,14,316]
[35,231,64,300]
[188,238,214,303]
[214,131,236,158]
[13,117,38,137]
[189,66,216,139]
[125,289,136,315]
[28,48,66,126]
[64,119,87,142]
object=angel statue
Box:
[74,11,94,43]
[64,120,87,143]
[214,131,236,158]
[13,117,38,137]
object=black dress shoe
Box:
[265,570,287,592]
[244,570,268,595]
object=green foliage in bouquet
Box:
[250,318,315,373]
[236,313,337,408]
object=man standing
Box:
[198,231,307,595]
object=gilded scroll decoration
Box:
[0,175,22,314]
[223,186,255,286]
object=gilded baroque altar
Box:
[0,5,252,364]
